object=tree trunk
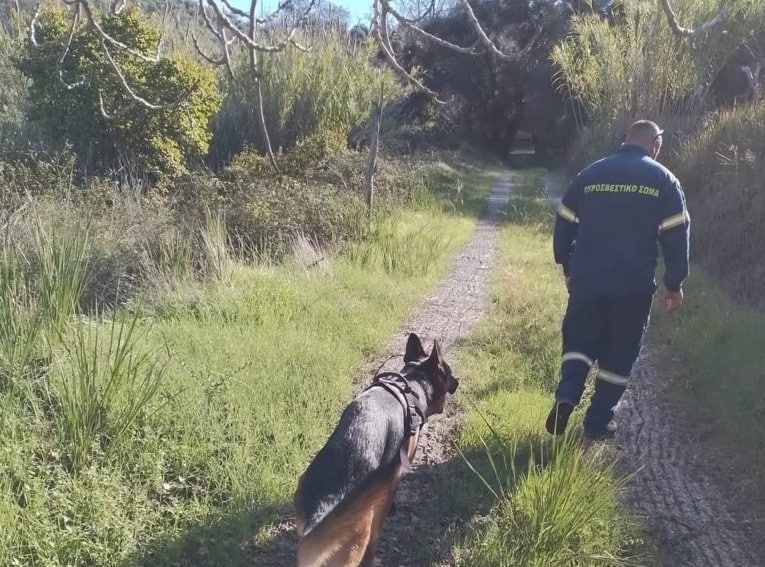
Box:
[364,98,384,224]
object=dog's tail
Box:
[295,467,399,567]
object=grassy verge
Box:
[445,169,652,566]
[420,151,506,218]
[0,159,503,567]
[649,271,765,514]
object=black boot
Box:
[545,401,574,436]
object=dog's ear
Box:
[424,339,443,369]
[404,333,427,363]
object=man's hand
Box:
[663,288,683,313]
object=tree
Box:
[18,3,220,181]
[388,0,573,156]
[192,0,319,172]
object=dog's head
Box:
[404,333,459,415]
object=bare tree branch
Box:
[58,4,86,89]
[29,4,46,47]
[198,0,226,41]
[218,0,249,20]
[220,28,236,77]
[289,37,311,52]
[381,0,478,55]
[192,0,323,171]
[460,0,513,61]
[193,34,227,66]
[373,0,447,103]
[366,0,519,103]
[98,93,135,119]
[217,0,295,25]
[78,0,161,63]
[204,0,316,53]
[246,0,279,171]
[99,39,196,115]
[255,0,294,25]
[111,0,127,15]
[659,0,732,38]
[193,2,236,75]
[406,0,437,25]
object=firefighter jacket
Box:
[553,144,690,297]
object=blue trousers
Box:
[555,294,653,435]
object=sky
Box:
[232,0,373,26]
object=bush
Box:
[0,150,77,199]
[17,5,221,180]
[553,0,763,164]
[0,24,27,150]
[210,30,402,165]
[457,437,633,567]
[673,102,765,307]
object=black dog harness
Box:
[369,367,426,472]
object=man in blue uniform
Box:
[546,120,690,440]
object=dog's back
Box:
[294,388,405,566]
[295,387,405,534]
[293,333,458,567]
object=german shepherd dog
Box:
[293,333,459,567]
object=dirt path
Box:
[617,354,761,566]
[544,172,762,567]
[251,172,512,566]
[372,173,511,566]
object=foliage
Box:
[56,310,168,473]
[16,4,221,179]
[0,215,89,399]
[0,181,477,567]
[210,31,401,165]
[397,0,575,156]
[0,22,27,149]
[457,438,633,567]
[672,101,765,306]
[552,0,764,162]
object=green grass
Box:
[419,152,506,218]
[444,169,652,566]
[0,159,502,567]
[650,271,765,513]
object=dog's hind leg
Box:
[324,524,372,567]
[296,467,399,567]
[296,505,374,567]
[360,477,399,567]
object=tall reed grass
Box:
[211,31,402,163]
[552,0,763,162]
[673,101,765,307]
[0,213,89,400]
[457,434,632,567]
[345,212,454,276]
[56,311,168,473]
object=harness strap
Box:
[369,370,426,472]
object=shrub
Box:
[17,4,221,180]
[553,0,763,163]
[457,437,634,567]
[673,102,765,307]
[56,310,168,473]
[0,24,27,150]
[210,31,402,165]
